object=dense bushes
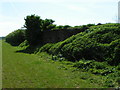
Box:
[39,23,120,65]
[39,43,54,53]
[5,20,120,65]
[73,60,115,75]
[73,59,120,87]
[5,29,25,46]
[52,24,95,32]
[109,39,120,65]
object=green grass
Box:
[2,41,104,88]
[3,41,120,88]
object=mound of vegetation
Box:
[39,23,120,65]
[5,29,25,46]
[5,15,120,66]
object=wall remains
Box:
[42,29,83,44]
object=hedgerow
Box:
[39,23,120,65]
[5,29,25,46]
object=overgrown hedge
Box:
[39,23,120,65]
[5,29,25,46]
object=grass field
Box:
[3,40,120,88]
[2,41,107,88]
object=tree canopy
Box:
[24,14,55,46]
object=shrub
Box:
[19,40,29,47]
[39,23,120,65]
[108,39,120,65]
[116,64,120,70]
[5,29,25,46]
[39,43,53,53]
[92,61,107,69]
[73,60,93,69]
[116,78,120,85]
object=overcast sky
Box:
[0,0,119,36]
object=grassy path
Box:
[2,41,100,88]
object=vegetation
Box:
[5,29,25,46]
[39,23,120,65]
[42,19,56,31]
[2,41,102,88]
[24,14,55,46]
[4,14,120,88]
[2,41,120,88]
[24,15,43,46]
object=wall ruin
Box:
[42,29,83,44]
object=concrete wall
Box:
[42,29,82,44]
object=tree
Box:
[42,19,55,31]
[24,14,56,46]
[24,14,42,46]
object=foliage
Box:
[72,59,120,87]
[24,14,43,46]
[19,40,29,47]
[42,19,56,31]
[52,24,95,31]
[39,43,53,53]
[5,29,25,46]
[24,14,55,46]
[39,23,120,65]
[73,60,119,76]
[108,39,120,65]
[53,25,71,30]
